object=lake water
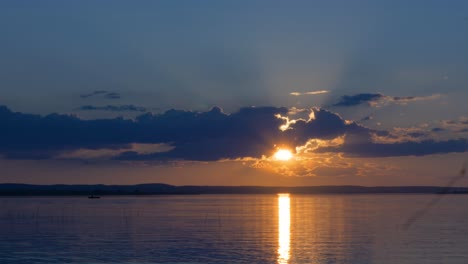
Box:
[1,194,468,263]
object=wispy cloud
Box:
[80,90,121,99]
[77,105,147,112]
[332,93,441,107]
[388,94,442,105]
[290,90,329,96]
[437,117,468,133]
[57,143,174,160]
[80,90,108,98]
[333,93,383,107]
[104,92,121,99]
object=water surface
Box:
[1,194,468,263]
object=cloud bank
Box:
[0,105,466,162]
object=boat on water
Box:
[88,195,101,199]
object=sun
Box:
[274,149,293,161]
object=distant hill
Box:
[0,183,468,195]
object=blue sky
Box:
[0,1,467,185]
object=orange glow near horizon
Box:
[277,193,291,263]
[274,149,293,161]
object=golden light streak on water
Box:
[277,193,290,264]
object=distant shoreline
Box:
[1,183,468,196]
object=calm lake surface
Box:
[1,194,468,263]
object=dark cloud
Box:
[80,90,108,98]
[360,116,373,122]
[0,105,465,161]
[431,127,445,132]
[317,139,468,157]
[80,90,121,99]
[0,105,136,159]
[282,109,371,146]
[407,132,425,138]
[104,92,121,99]
[332,93,441,107]
[333,93,383,107]
[77,105,147,112]
[0,105,287,160]
[124,106,290,161]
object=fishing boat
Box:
[88,195,100,199]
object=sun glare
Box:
[274,149,293,161]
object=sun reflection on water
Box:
[277,193,290,264]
